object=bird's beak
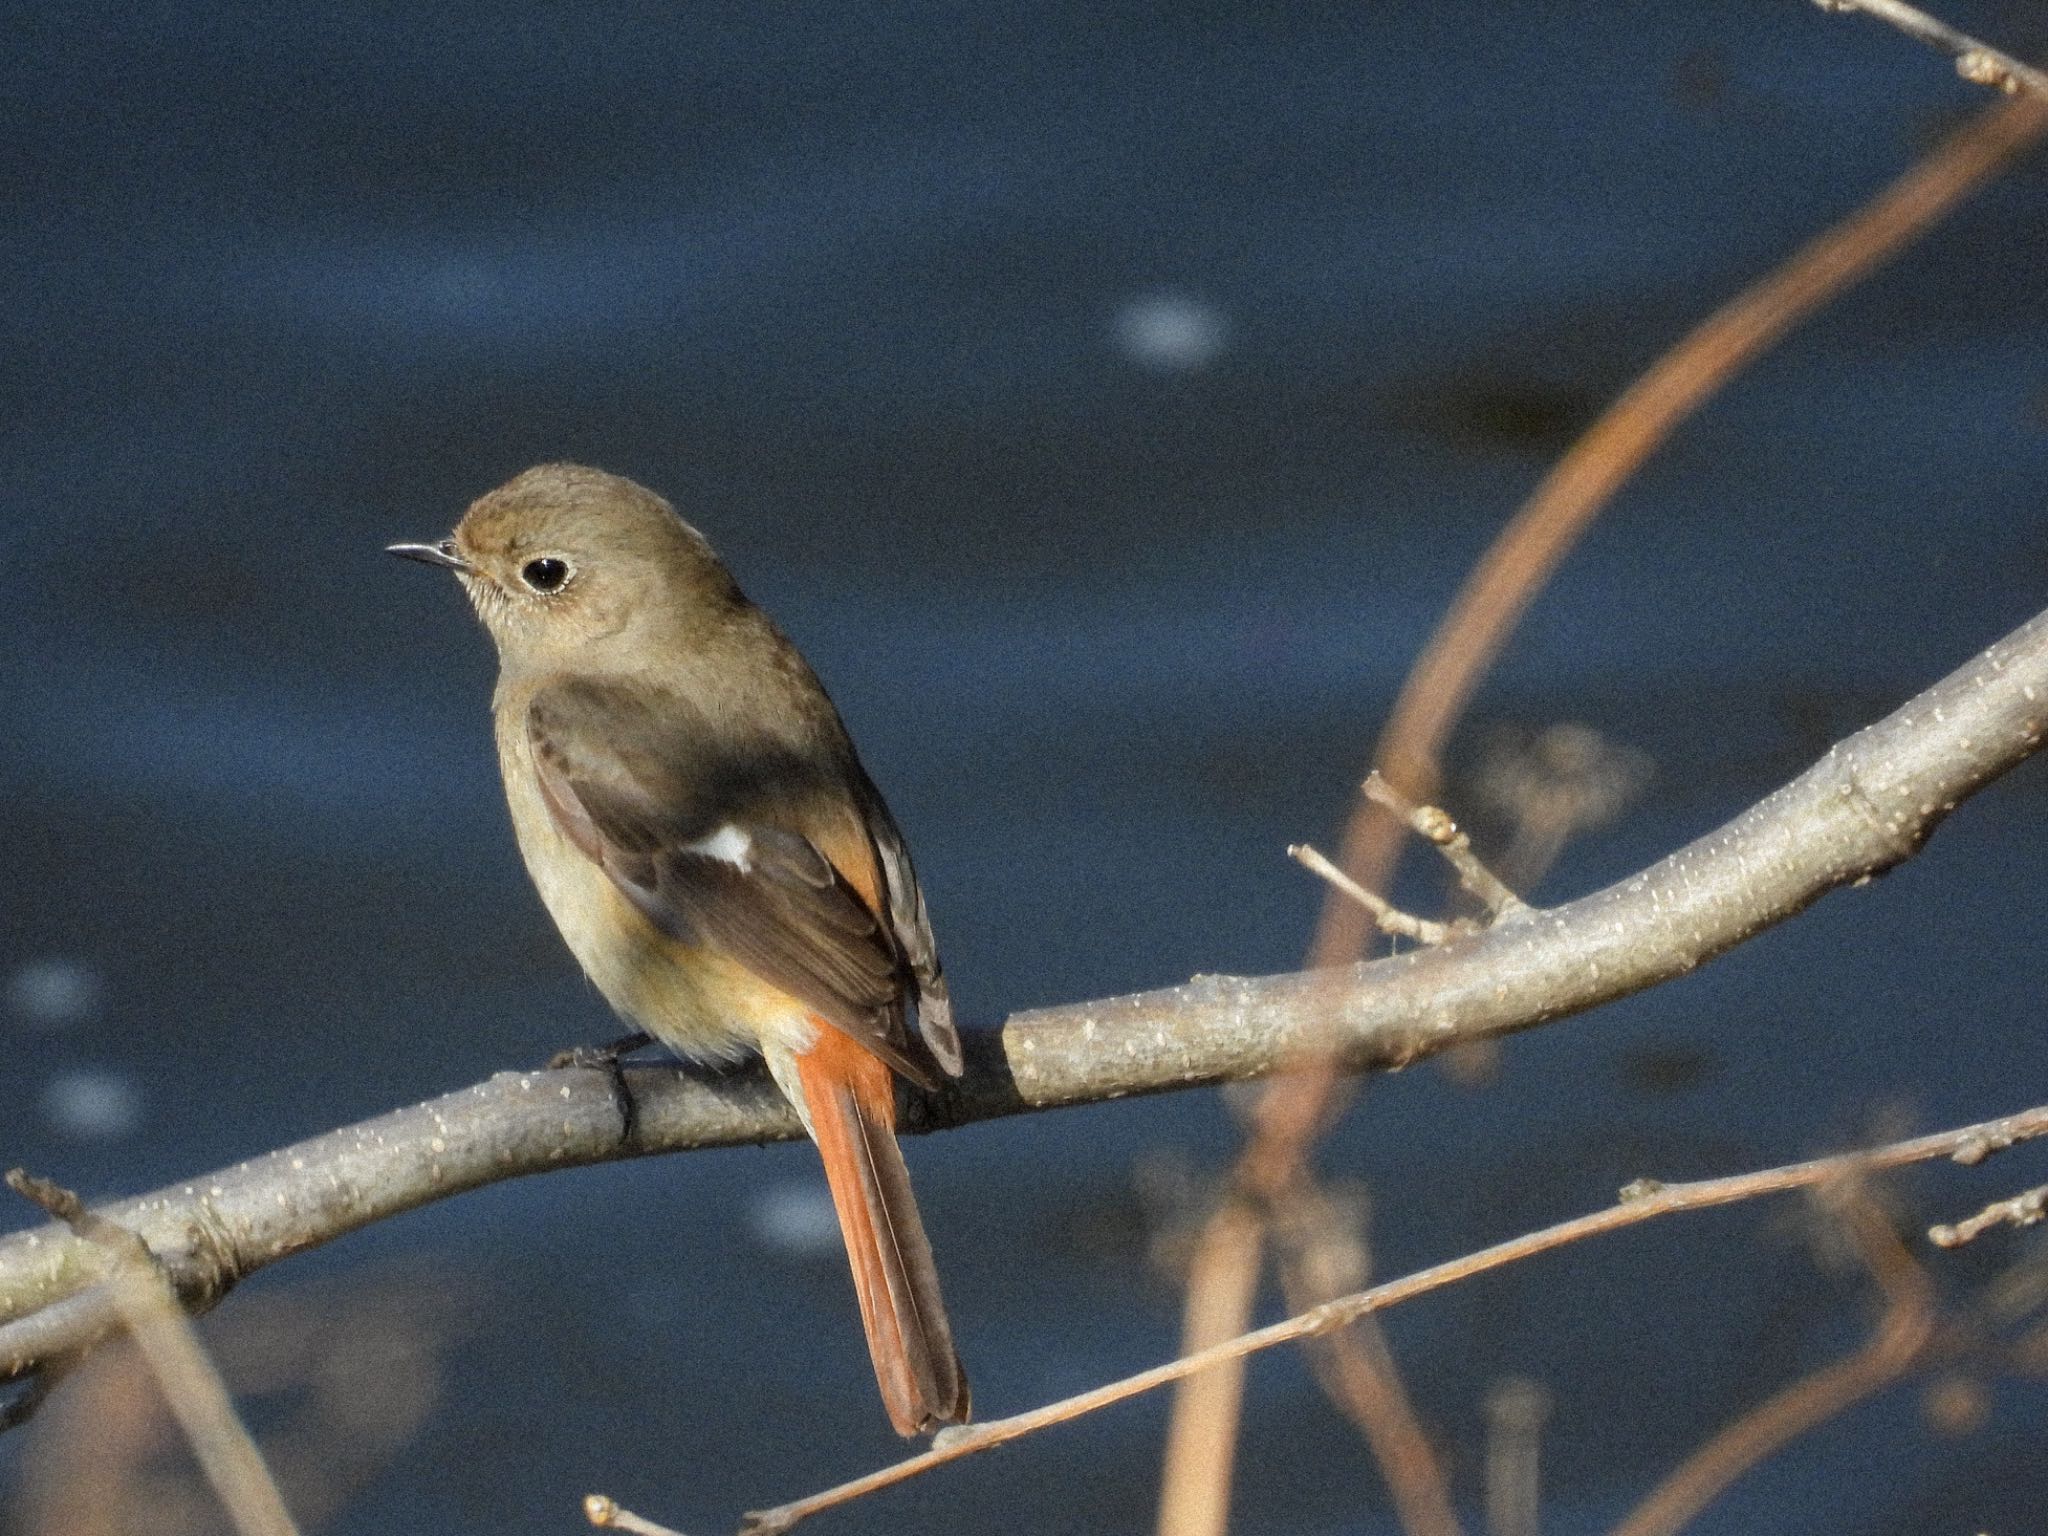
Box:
[387,539,473,574]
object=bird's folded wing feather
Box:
[526,678,939,1087]
[856,779,961,1076]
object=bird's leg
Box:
[545,1029,654,1072]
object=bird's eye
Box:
[520,557,571,594]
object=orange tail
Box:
[791,1021,970,1437]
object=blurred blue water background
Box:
[4,3,2047,1532]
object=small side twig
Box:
[1362,771,1527,919]
[1929,1183,2048,1248]
[5,1169,300,1536]
[586,1493,694,1536]
[1288,844,1459,945]
[1309,88,2048,965]
[1817,0,2048,100]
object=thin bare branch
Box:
[1288,843,1457,945]
[1311,1325,1460,1535]
[1929,1183,2048,1248]
[2,601,2045,1385]
[1362,771,1525,920]
[1817,0,2048,100]
[738,1104,2048,1534]
[586,1494,695,1536]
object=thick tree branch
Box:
[3,603,2045,1385]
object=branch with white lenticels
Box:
[1,600,2045,1405]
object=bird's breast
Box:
[492,704,811,1063]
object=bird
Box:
[391,462,969,1436]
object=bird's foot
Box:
[544,1031,654,1146]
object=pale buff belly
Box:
[494,713,816,1065]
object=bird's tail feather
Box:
[792,1022,970,1437]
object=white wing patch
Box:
[688,824,755,872]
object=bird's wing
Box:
[856,777,961,1076]
[526,677,938,1088]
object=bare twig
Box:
[1362,771,1526,920]
[1817,0,2048,100]
[737,1105,2048,1534]
[1288,843,1458,945]
[6,1171,299,1536]
[1929,1183,2048,1247]
[1607,1185,1936,1536]
[1240,775,1524,1534]
[3,600,2046,1387]
[586,1494,694,1536]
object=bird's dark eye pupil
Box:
[522,557,569,593]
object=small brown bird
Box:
[391,463,969,1435]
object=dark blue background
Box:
[4,3,2046,1532]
